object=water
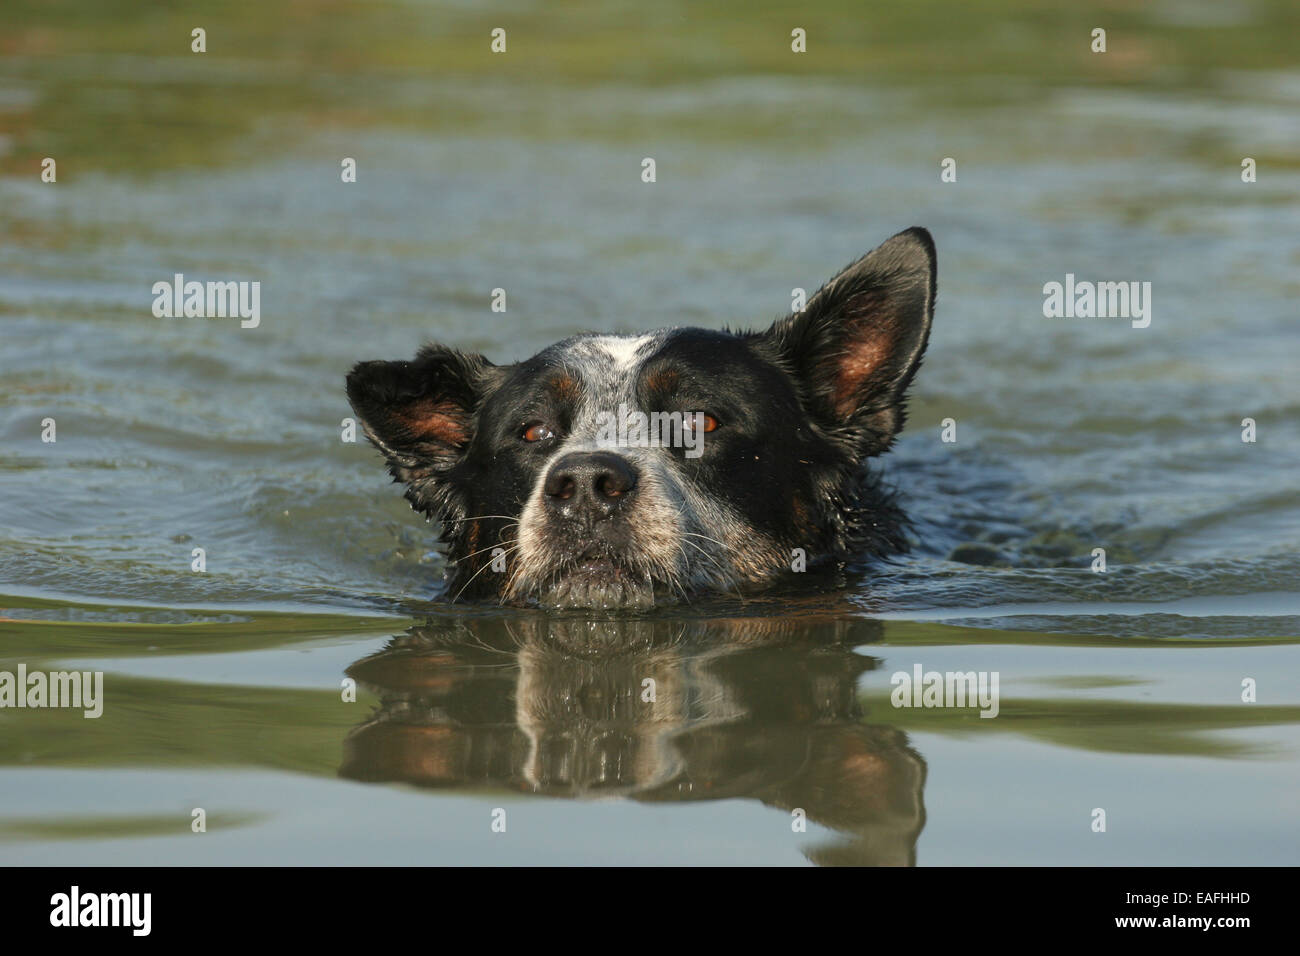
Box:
[2,0,1298,865]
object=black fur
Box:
[346,227,936,607]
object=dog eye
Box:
[522,422,555,442]
[684,413,719,433]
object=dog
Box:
[346,226,936,608]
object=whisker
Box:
[679,537,746,604]
[680,531,729,550]
[440,515,522,526]
[450,544,522,602]
[455,538,521,564]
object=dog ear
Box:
[345,344,501,483]
[754,227,935,456]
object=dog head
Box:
[346,227,936,607]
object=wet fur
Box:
[346,227,937,608]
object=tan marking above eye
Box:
[644,367,681,393]
[522,422,555,442]
[548,375,581,403]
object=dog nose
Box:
[542,451,639,520]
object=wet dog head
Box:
[346,227,936,608]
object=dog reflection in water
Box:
[340,614,926,866]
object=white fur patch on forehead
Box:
[547,332,668,409]
[540,332,676,439]
[585,333,659,370]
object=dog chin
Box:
[530,555,667,610]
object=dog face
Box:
[346,227,936,608]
